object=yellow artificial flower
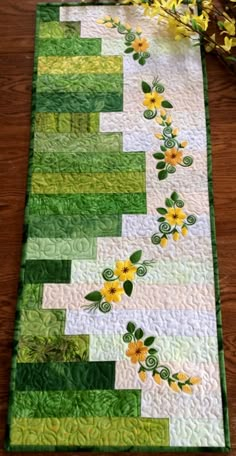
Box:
[181,225,188,236]
[160,237,168,248]
[182,384,192,394]
[155,133,164,140]
[164,148,183,166]
[153,372,162,384]
[126,341,148,364]
[101,280,124,303]
[192,13,209,31]
[173,231,180,241]
[143,92,164,110]
[105,22,114,28]
[139,370,147,382]
[172,127,179,136]
[132,37,149,52]
[181,140,188,148]
[169,381,180,393]
[114,259,137,281]
[190,376,201,385]
[177,372,189,382]
[222,36,233,52]
[221,18,236,37]
[166,208,186,226]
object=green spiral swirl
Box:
[159,366,171,380]
[154,83,165,94]
[175,199,184,208]
[186,214,197,225]
[123,332,133,343]
[144,109,156,120]
[159,222,172,234]
[136,265,148,277]
[145,354,159,370]
[143,51,150,58]
[125,32,136,42]
[151,233,161,245]
[181,156,193,167]
[166,164,176,174]
[99,301,112,313]
[163,126,172,137]
[102,268,115,281]
[164,138,176,148]
[118,24,127,34]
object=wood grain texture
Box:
[0,1,235,454]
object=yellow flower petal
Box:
[105,22,114,28]
[96,19,104,24]
[139,370,147,382]
[153,373,161,385]
[160,237,168,248]
[181,141,188,148]
[190,376,201,385]
[172,127,179,136]
[169,381,180,393]
[172,231,180,241]
[182,384,192,394]
[136,26,142,34]
[155,133,163,140]
[181,226,188,236]
[177,372,189,382]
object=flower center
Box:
[138,42,143,47]
[109,287,116,294]
[171,153,176,158]
[172,214,177,219]
[122,267,129,273]
[135,348,142,354]
[150,97,156,103]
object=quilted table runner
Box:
[6,2,230,452]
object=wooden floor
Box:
[0,1,236,455]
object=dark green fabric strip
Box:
[38,5,59,22]
[15,361,115,391]
[36,92,123,113]
[24,260,71,283]
[11,389,141,418]
[27,193,147,216]
[38,37,101,56]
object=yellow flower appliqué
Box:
[143,92,164,110]
[100,280,124,303]
[132,37,149,52]
[165,207,186,226]
[126,340,148,364]
[165,148,183,166]
[114,260,137,282]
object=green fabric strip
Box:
[17,284,43,310]
[34,132,123,153]
[24,260,71,283]
[38,37,101,56]
[31,172,145,194]
[36,92,123,113]
[15,361,115,391]
[38,5,59,22]
[11,389,141,418]
[10,417,169,446]
[35,113,99,134]
[26,237,97,260]
[17,310,65,337]
[39,21,81,39]
[27,193,147,216]
[17,335,89,363]
[37,74,123,94]
[28,214,122,238]
[32,151,145,173]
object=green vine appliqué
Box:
[141,78,193,180]
[96,16,150,65]
[83,250,155,313]
[151,191,197,247]
[123,321,201,393]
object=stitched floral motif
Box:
[83,250,155,313]
[96,17,150,65]
[123,322,201,393]
[141,78,193,180]
[151,191,197,247]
